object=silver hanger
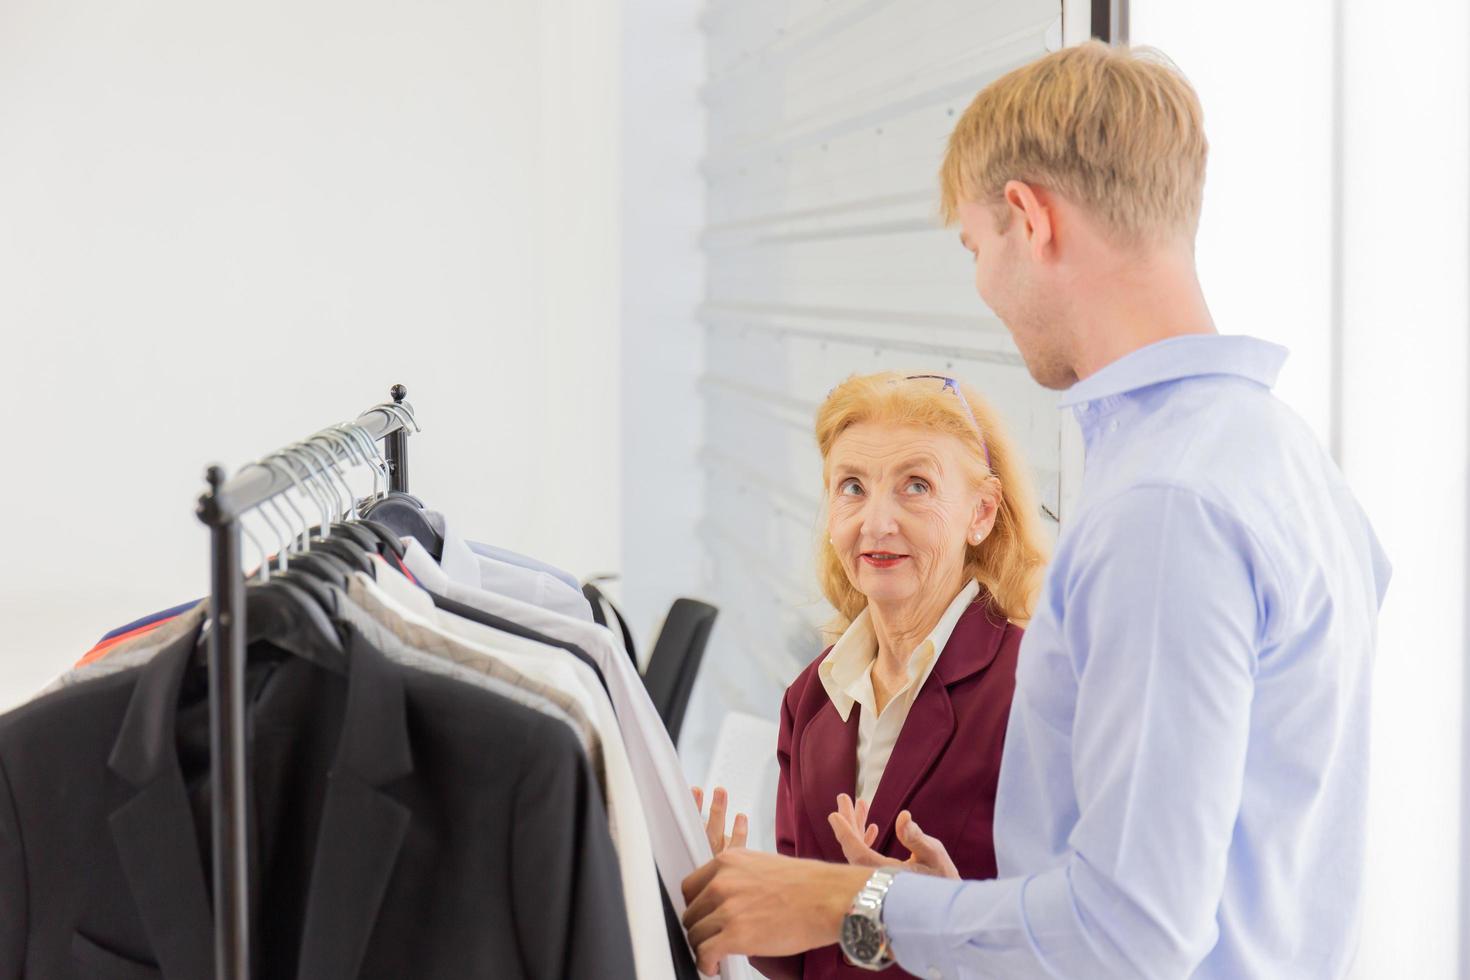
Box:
[301,438,352,522]
[299,442,344,529]
[342,424,392,514]
[351,423,391,490]
[251,495,290,575]
[240,519,270,584]
[330,423,384,505]
[359,402,420,473]
[308,432,361,520]
[377,399,420,434]
[352,403,417,497]
[351,422,395,503]
[262,454,316,553]
[278,445,332,540]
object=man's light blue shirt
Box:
[885,335,1391,979]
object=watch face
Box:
[841,915,882,963]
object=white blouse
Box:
[816,580,981,802]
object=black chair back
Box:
[643,598,718,744]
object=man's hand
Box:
[681,849,871,976]
[827,794,960,879]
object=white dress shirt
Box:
[400,540,756,980]
[367,560,674,980]
[817,581,980,803]
[435,514,594,622]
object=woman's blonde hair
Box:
[940,40,1208,244]
[815,371,1050,635]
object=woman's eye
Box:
[905,479,930,494]
[838,479,863,496]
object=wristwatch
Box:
[839,868,897,970]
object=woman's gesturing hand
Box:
[692,786,749,855]
[826,793,960,879]
[828,792,880,853]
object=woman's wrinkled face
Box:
[826,421,995,609]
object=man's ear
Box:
[1003,180,1054,261]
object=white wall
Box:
[1129,1,1335,443]
[619,0,708,656]
[1131,1,1470,975]
[0,0,622,710]
[1338,0,1468,975]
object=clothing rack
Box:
[193,384,418,980]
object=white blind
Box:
[684,0,1072,790]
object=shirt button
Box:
[1107,420,1119,433]
[927,969,942,979]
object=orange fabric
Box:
[74,617,177,668]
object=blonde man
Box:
[683,41,1390,979]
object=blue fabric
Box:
[885,335,1391,979]
[466,540,581,591]
[98,599,202,643]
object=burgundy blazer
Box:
[753,596,1023,980]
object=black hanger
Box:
[356,518,407,560]
[326,520,380,553]
[284,550,351,589]
[309,534,376,576]
[360,492,443,559]
[239,579,346,673]
[275,568,338,612]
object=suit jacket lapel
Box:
[296,628,413,980]
[798,699,859,864]
[107,625,215,980]
[865,601,1009,854]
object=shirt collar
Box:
[424,510,484,588]
[365,555,438,618]
[400,539,452,593]
[1058,334,1289,409]
[819,580,981,722]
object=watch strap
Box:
[843,868,898,969]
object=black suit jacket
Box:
[0,621,636,980]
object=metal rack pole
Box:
[194,393,416,978]
[200,466,251,980]
[385,383,410,494]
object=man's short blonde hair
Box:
[940,41,1208,243]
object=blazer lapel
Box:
[107,626,216,980]
[863,679,955,855]
[295,628,413,980]
[864,602,1009,854]
[798,699,859,864]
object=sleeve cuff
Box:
[883,873,970,979]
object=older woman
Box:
[722,370,1048,980]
